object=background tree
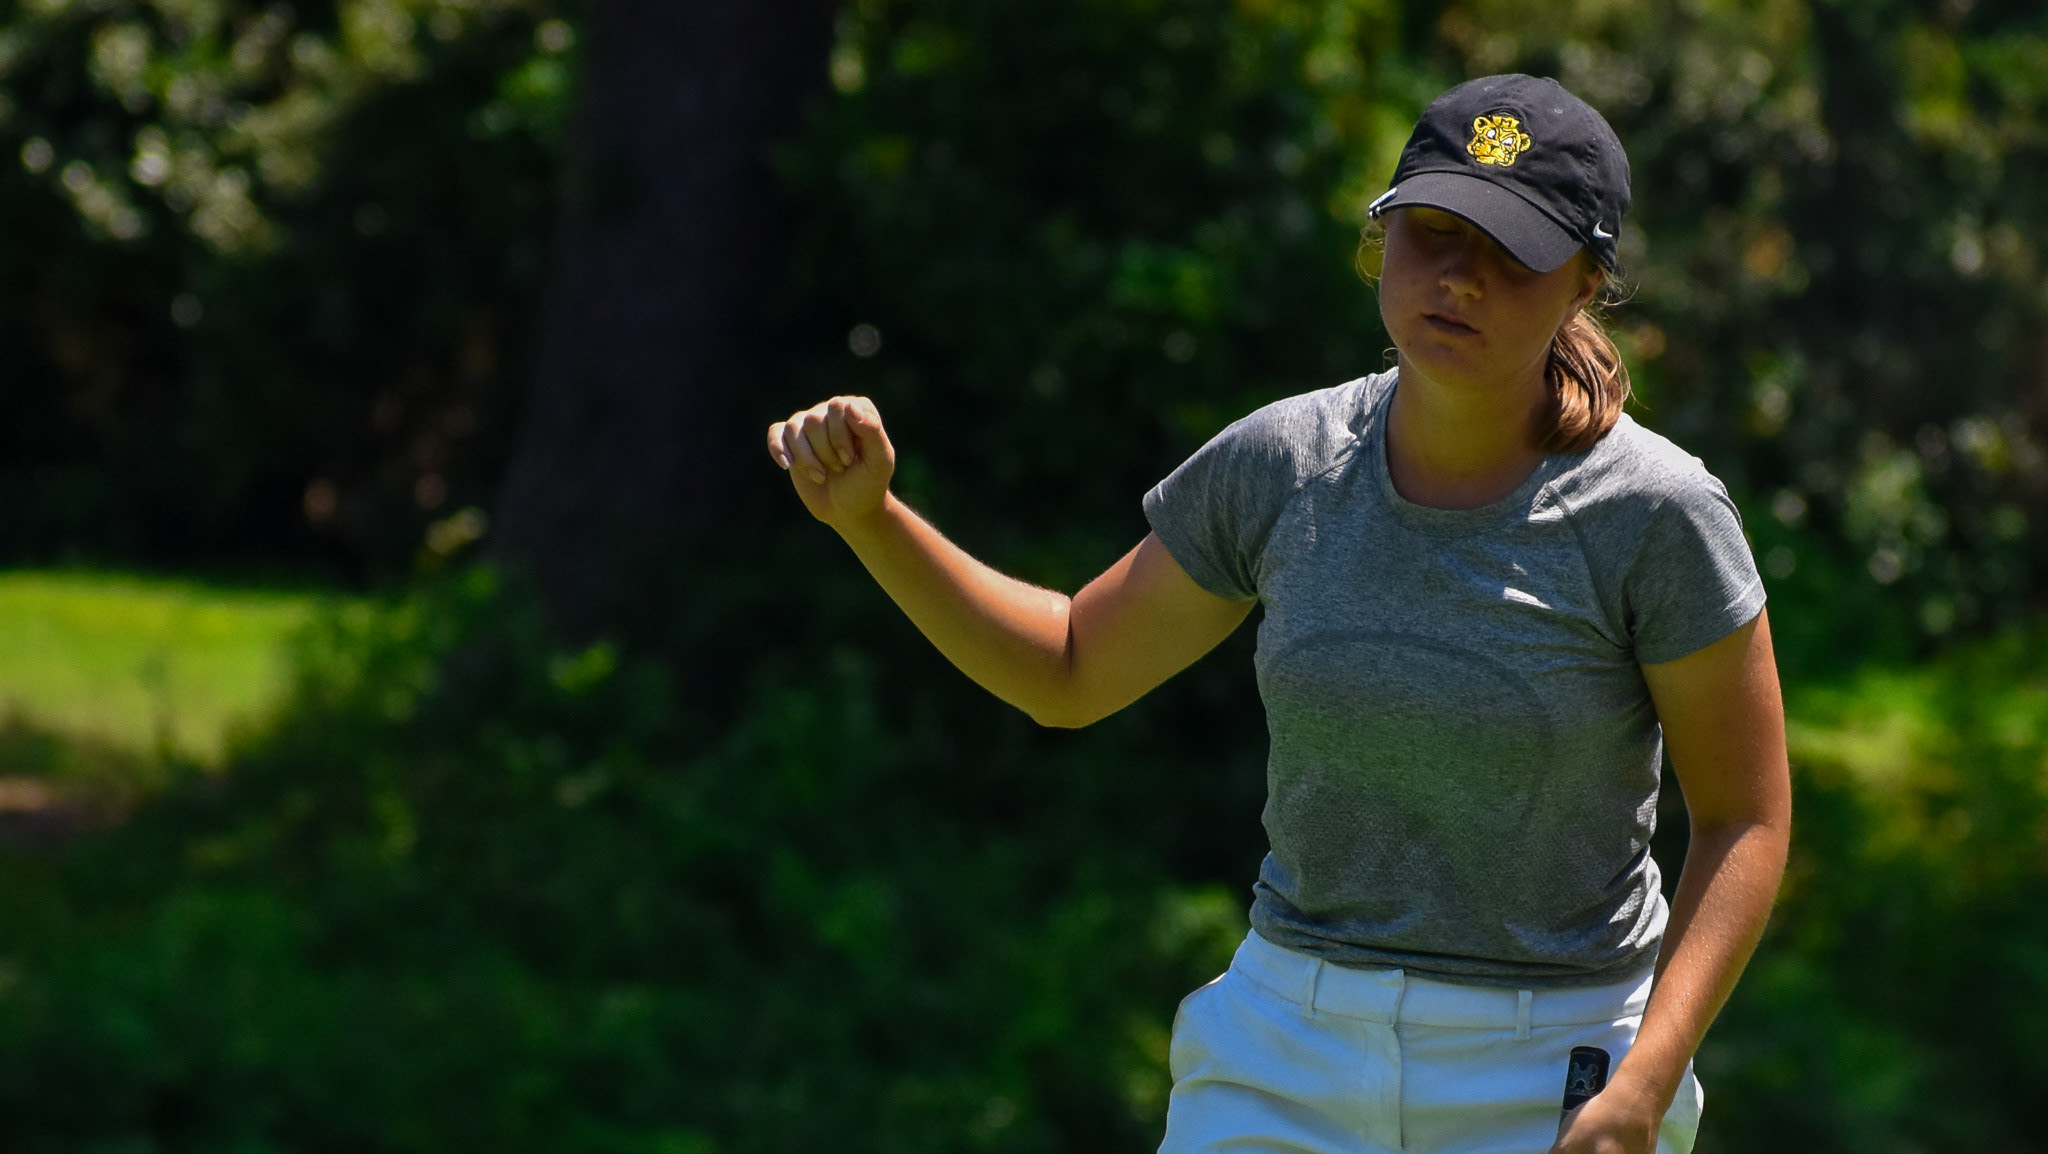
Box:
[491,0,837,634]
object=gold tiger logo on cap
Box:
[1467,114,1532,166]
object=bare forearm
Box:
[1560,617,1790,1153]
[1614,818,1789,1109]
[771,397,1249,727]
[836,492,1076,720]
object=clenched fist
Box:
[766,395,897,527]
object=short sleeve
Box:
[1624,475,1766,665]
[1141,408,1302,602]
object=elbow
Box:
[1026,703,1099,729]
[1025,626,1100,728]
[1687,813,1793,869]
[1022,686,1110,729]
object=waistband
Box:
[1231,930,1653,1030]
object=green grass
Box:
[0,571,343,768]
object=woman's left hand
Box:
[1550,1078,1663,1154]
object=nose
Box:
[1440,235,1486,297]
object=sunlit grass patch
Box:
[0,571,342,769]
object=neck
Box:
[1385,357,1549,510]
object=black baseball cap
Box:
[1367,74,1631,273]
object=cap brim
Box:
[1375,172,1583,273]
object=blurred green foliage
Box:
[1708,632,2048,1150]
[0,571,1250,1151]
[0,0,575,579]
[5,0,2048,1149]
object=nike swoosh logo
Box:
[1591,222,1614,239]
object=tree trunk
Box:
[493,0,836,635]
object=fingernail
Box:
[839,451,853,467]
[809,470,827,484]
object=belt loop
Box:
[1515,989,1533,1040]
[1306,958,1324,1014]
[1390,970,1409,1025]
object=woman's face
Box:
[1377,206,1601,399]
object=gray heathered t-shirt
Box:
[1143,370,1766,987]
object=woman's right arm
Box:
[768,395,1255,728]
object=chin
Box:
[1399,348,1486,387]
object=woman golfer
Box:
[768,74,1789,1154]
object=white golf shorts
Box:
[1161,931,1703,1153]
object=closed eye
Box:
[1411,210,1468,239]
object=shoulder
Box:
[1145,373,1387,601]
[1552,419,1766,660]
[1548,413,1737,522]
[1196,372,1386,484]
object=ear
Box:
[1566,258,1604,317]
